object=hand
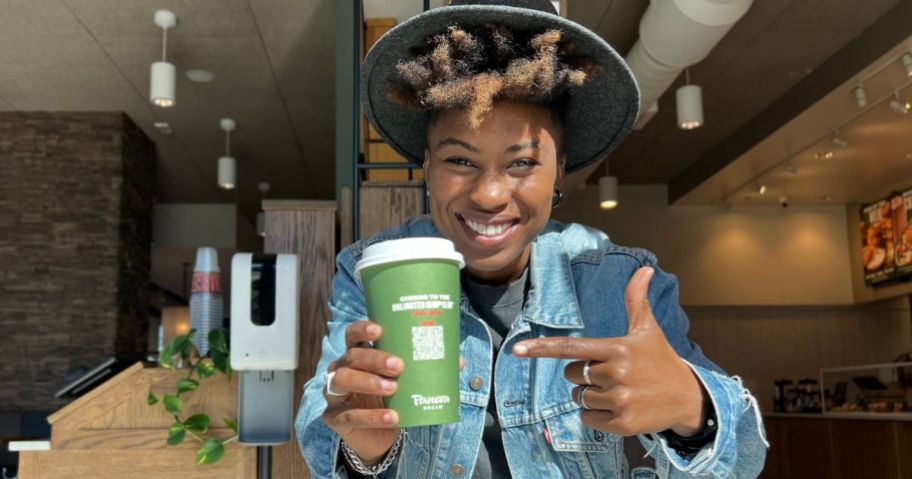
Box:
[322,320,403,465]
[513,267,707,437]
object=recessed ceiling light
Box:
[820,195,833,202]
[186,69,215,83]
[815,151,834,159]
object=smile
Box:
[456,214,519,245]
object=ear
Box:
[554,154,567,191]
[423,150,431,187]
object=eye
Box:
[509,158,539,169]
[444,157,475,168]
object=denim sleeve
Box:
[294,247,401,479]
[636,265,768,478]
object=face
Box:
[424,101,565,284]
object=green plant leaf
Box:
[221,416,238,433]
[212,350,231,377]
[196,360,216,379]
[208,329,229,354]
[167,421,186,446]
[173,328,196,358]
[163,394,182,415]
[183,414,210,433]
[159,342,175,370]
[195,439,225,465]
[147,390,158,406]
[177,379,199,394]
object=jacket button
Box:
[469,376,484,391]
[594,431,605,441]
[451,464,465,475]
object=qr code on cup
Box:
[411,325,444,361]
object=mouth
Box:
[456,213,520,247]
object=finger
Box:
[332,367,398,397]
[324,407,400,430]
[579,410,634,435]
[624,267,655,334]
[340,348,404,377]
[460,356,465,370]
[513,336,617,360]
[345,320,382,349]
[571,385,629,412]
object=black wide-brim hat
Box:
[361,0,641,174]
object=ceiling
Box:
[1,0,911,227]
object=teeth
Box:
[464,217,511,237]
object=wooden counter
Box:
[760,414,912,478]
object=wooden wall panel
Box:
[830,420,899,479]
[19,448,255,479]
[359,186,424,240]
[263,200,336,479]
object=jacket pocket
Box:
[543,408,625,479]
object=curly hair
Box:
[387,23,597,130]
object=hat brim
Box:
[361,5,640,173]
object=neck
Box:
[465,246,531,285]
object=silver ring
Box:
[577,385,592,410]
[324,371,347,397]
[582,360,593,386]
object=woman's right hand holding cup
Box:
[322,320,403,466]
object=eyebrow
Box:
[435,138,480,153]
[505,141,539,154]
[435,138,540,154]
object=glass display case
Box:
[820,362,912,418]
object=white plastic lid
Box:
[194,247,220,273]
[355,238,465,278]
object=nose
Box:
[468,170,510,211]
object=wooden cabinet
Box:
[761,416,912,479]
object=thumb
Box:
[624,266,656,334]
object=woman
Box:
[296,1,767,477]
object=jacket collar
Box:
[421,216,585,330]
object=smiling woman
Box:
[295,1,768,478]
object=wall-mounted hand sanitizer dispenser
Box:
[231,253,299,445]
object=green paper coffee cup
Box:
[355,238,465,427]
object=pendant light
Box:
[150,10,177,107]
[598,162,618,210]
[218,118,236,190]
[676,68,703,130]
[256,182,270,237]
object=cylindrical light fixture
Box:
[599,176,618,210]
[902,53,912,77]
[854,85,867,108]
[150,10,177,107]
[256,212,265,237]
[676,69,703,130]
[218,156,236,189]
[218,118,236,189]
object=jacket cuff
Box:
[637,360,759,477]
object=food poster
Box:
[892,189,912,275]
[861,199,896,284]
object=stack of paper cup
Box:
[189,247,223,355]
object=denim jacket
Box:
[295,216,768,478]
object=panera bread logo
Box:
[411,394,450,410]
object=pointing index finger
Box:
[513,337,614,360]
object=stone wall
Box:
[0,112,155,411]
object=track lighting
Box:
[150,10,177,107]
[218,118,236,189]
[757,183,767,195]
[889,91,909,114]
[831,129,848,148]
[783,161,798,175]
[854,85,867,108]
[902,53,912,77]
[676,68,703,130]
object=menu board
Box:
[861,200,896,285]
[892,188,912,276]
